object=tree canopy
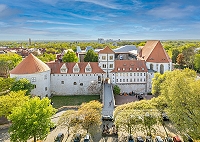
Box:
[113,85,120,95]
[0,90,29,117]
[8,97,56,142]
[77,100,102,134]
[0,53,22,77]
[152,68,200,139]
[10,78,34,96]
[84,49,98,62]
[62,49,78,62]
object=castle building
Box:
[10,40,172,98]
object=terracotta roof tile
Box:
[138,40,171,63]
[47,62,105,74]
[10,53,50,74]
[98,46,115,54]
[111,60,148,72]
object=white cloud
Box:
[74,0,123,9]
[27,20,81,26]
[147,4,195,19]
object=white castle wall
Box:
[117,83,146,94]
[146,62,172,73]
[10,70,51,98]
[50,73,105,95]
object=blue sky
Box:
[1,0,200,41]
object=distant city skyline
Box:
[1,0,200,41]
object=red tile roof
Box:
[111,60,148,72]
[98,46,115,54]
[138,40,171,63]
[46,62,105,74]
[10,53,50,74]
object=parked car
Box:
[183,134,193,142]
[165,137,173,142]
[162,113,169,121]
[54,133,64,142]
[136,136,144,142]
[84,134,91,142]
[74,133,81,142]
[102,115,113,121]
[155,136,164,142]
[146,136,153,142]
[173,136,182,142]
[128,135,134,142]
[138,95,144,100]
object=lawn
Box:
[50,95,101,108]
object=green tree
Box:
[142,112,157,136]
[8,97,56,142]
[0,53,22,77]
[115,110,142,135]
[58,110,78,137]
[62,49,78,62]
[10,78,34,96]
[171,48,180,63]
[0,90,29,117]
[0,77,15,93]
[159,69,200,139]
[194,54,200,72]
[84,49,98,62]
[151,73,166,97]
[182,47,196,69]
[113,85,120,95]
[37,53,56,62]
[77,101,102,134]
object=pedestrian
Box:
[109,101,111,106]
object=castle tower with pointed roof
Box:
[10,53,51,98]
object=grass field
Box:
[50,95,101,108]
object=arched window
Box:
[160,64,164,74]
[150,64,153,70]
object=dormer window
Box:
[130,68,132,70]
[73,63,80,73]
[123,68,125,70]
[85,63,92,73]
[60,64,68,73]
[85,68,91,72]
[118,68,120,71]
[137,68,139,70]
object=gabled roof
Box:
[111,60,148,73]
[114,45,137,53]
[47,62,105,74]
[98,46,115,54]
[10,53,50,74]
[138,40,171,63]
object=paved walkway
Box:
[102,83,114,116]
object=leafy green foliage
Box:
[78,100,102,133]
[113,85,120,95]
[0,53,22,77]
[84,49,98,62]
[151,73,166,96]
[58,110,78,137]
[157,69,200,139]
[0,77,15,93]
[194,54,200,72]
[37,53,56,62]
[10,78,34,96]
[8,97,56,142]
[62,49,78,62]
[0,90,29,117]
